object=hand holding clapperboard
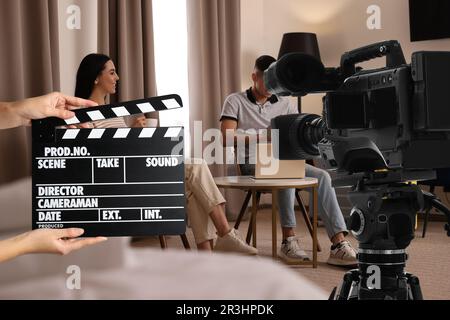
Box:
[31,95,186,237]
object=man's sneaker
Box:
[327,240,358,267]
[214,229,258,255]
[278,236,310,263]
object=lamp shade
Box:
[278,32,321,61]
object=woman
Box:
[74,54,256,254]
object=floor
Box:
[131,209,450,300]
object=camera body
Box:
[320,51,450,174]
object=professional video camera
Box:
[266,40,450,300]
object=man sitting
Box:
[220,55,357,266]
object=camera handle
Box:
[340,40,407,77]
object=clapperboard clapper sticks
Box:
[31,94,185,237]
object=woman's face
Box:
[96,60,119,94]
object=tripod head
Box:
[343,170,450,244]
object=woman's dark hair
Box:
[75,53,111,99]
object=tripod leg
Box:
[336,270,359,300]
[328,287,337,300]
[423,185,436,238]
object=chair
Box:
[418,168,450,238]
[232,161,322,252]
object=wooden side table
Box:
[214,176,319,268]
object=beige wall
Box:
[242,0,450,115]
[58,0,98,96]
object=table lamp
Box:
[277,32,321,113]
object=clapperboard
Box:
[31,94,185,237]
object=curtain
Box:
[186,0,243,219]
[0,0,60,184]
[98,0,158,121]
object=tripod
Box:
[330,175,450,300]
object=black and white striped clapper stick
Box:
[31,94,186,237]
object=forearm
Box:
[0,101,23,130]
[0,234,28,263]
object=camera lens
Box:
[264,53,325,96]
[271,113,326,159]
